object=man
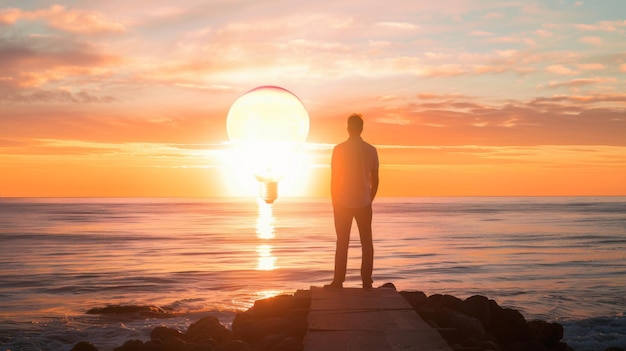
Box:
[327,113,379,289]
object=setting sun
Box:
[225,86,310,202]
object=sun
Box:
[222,86,312,201]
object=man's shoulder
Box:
[362,139,378,152]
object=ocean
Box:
[0,197,624,351]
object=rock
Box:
[271,336,304,351]
[491,308,531,345]
[253,295,295,319]
[232,318,257,343]
[461,295,493,328]
[505,339,548,351]
[70,341,99,351]
[142,340,163,351]
[160,335,186,351]
[113,340,145,351]
[399,291,428,308]
[185,315,231,344]
[441,294,463,310]
[256,333,288,351]
[151,326,185,342]
[399,291,577,351]
[254,317,290,341]
[449,311,487,339]
[380,282,396,290]
[528,320,564,347]
[287,316,308,339]
[555,341,576,351]
[459,336,498,350]
[186,342,218,351]
[218,339,253,351]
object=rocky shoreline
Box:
[71,284,623,351]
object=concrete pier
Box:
[304,286,453,351]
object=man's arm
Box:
[330,147,338,205]
[370,166,379,202]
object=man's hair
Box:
[347,113,364,135]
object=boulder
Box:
[441,294,463,310]
[270,336,304,351]
[254,317,291,339]
[449,311,487,339]
[491,308,531,345]
[399,291,428,309]
[528,320,564,347]
[218,339,253,351]
[287,316,308,339]
[380,282,397,290]
[232,318,257,343]
[185,315,232,344]
[151,326,184,342]
[253,295,295,319]
[461,295,492,328]
[113,340,145,351]
[70,341,99,351]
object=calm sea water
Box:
[0,197,624,351]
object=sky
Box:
[1,0,625,197]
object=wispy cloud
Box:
[546,77,617,89]
[545,65,578,75]
[579,36,603,46]
[0,5,126,34]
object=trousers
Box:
[332,203,374,285]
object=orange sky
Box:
[1,1,625,197]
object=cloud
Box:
[620,64,626,72]
[374,21,420,31]
[574,20,626,32]
[530,93,626,105]
[0,33,122,97]
[533,29,553,37]
[469,30,492,37]
[576,63,605,71]
[483,12,503,19]
[546,77,617,89]
[472,65,507,74]
[0,38,118,71]
[579,36,603,46]
[545,65,578,75]
[0,5,126,34]
[417,93,471,100]
[357,90,626,147]
[0,85,117,104]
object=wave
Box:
[562,315,626,351]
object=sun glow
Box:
[225,86,310,202]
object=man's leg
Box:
[355,205,374,287]
[332,205,353,285]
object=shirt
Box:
[331,136,379,208]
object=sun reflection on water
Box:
[256,201,277,270]
[256,244,276,271]
[256,200,275,239]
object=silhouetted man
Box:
[326,113,379,289]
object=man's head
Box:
[347,113,364,136]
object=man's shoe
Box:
[363,282,373,289]
[324,281,343,289]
